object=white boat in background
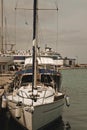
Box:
[25,46,64,68]
[6,0,65,130]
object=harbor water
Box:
[0,68,87,130]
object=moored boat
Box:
[6,1,65,130]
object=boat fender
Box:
[1,95,7,109]
[65,95,70,107]
[15,102,22,119]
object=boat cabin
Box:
[10,68,61,92]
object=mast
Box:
[1,0,4,53]
[32,0,38,91]
[5,16,7,52]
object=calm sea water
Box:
[0,68,87,130]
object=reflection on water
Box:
[0,110,71,130]
[39,118,71,130]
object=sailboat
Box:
[6,0,65,130]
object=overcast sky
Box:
[0,0,87,63]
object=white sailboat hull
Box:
[7,96,64,130]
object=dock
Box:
[0,73,14,113]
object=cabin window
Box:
[41,74,52,84]
[21,75,32,85]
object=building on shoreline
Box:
[0,55,13,73]
[63,57,76,67]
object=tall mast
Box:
[32,0,38,90]
[5,16,7,52]
[1,0,4,53]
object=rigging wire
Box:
[14,0,19,51]
[37,12,45,50]
[14,0,58,52]
[54,0,59,52]
[15,0,32,51]
[4,16,7,52]
[2,1,12,52]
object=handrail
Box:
[17,90,30,99]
